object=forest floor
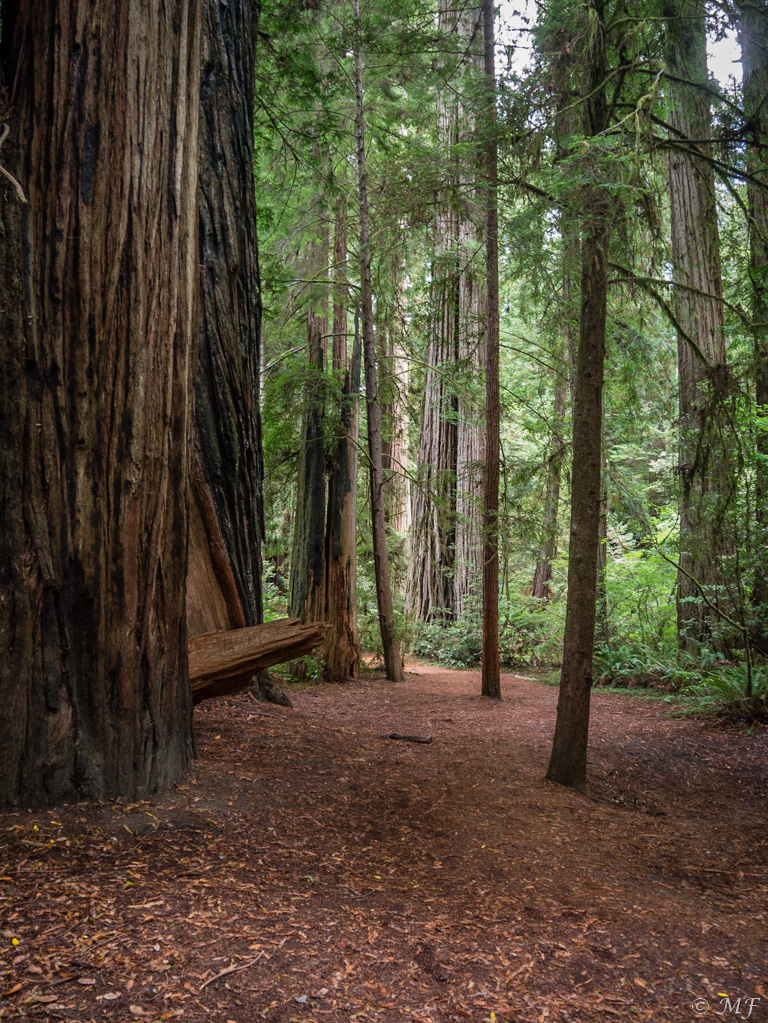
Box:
[1,666,767,1023]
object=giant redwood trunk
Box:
[0,0,201,807]
[188,0,264,639]
[546,0,610,793]
[663,0,730,653]
[739,0,768,638]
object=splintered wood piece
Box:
[189,618,327,703]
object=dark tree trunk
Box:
[323,209,361,683]
[663,0,729,654]
[188,0,264,639]
[738,0,768,639]
[290,311,327,625]
[546,0,610,793]
[354,0,404,682]
[481,0,501,699]
[0,0,201,807]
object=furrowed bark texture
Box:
[481,0,500,698]
[407,0,485,622]
[189,0,264,638]
[546,0,610,793]
[0,0,201,807]
[354,0,403,682]
[739,0,768,632]
[663,0,729,653]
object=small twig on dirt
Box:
[199,951,265,990]
[379,733,433,744]
[685,866,767,878]
[0,124,28,205]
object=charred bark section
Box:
[0,0,201,807]
[193,0,264,633]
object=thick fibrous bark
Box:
[0,0,201,807]
[354,0,404,683]
[739,0,768,633]
[481,0,501,699]
[190,619,327,702]
[191,0,264,636]
[663,0,729,652]
[546,0,610,793]
[290,311,327,625]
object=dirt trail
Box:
[1,666,766,1022]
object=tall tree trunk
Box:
[380,245,411,539]
[407,0,485,623]
[324,212,361,682]
[0,0,201,807]
[354,0,404,683]
[290,310,327,625]
[546,0,610,793]
[481,0,501,699]
[596,440,609,646]
[663,0,729,654]
[738,0,768,642]
[188,0,264,639]
[532,376,567,600]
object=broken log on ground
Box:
[189,618,327,703]
[380,733,433,744]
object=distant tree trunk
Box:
[354,0,404,682]
[596,440,609,646]
[663,0,729,654]
[188,0,264,639]
[290,310,327,626]
[739,0,768,641]
[324,211,361,682]
[408,0,485,623]
[532,33,577,601]
[481,0,501,699]
[381,246,411,539]
[546,0,610,793]
[0,0,201,807]
[532,376,567,600]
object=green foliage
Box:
[680,664,768,723]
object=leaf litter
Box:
[0,665,765,1022]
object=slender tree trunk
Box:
[381,246,411,538]
[532,377,567,600]
[738,0,768,641]
[324,212,361,682]
[0,0,201,807]
[546,0,610,793]
[481,0,501,699]
[354,0,404,682]
[663,0,729,654]
[290,310,327,625]
[596,440,609,646]
[188,0,264,639]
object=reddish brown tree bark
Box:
[0,0,201,806]
[188,0,264,639]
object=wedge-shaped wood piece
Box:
[189,618,327,703]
